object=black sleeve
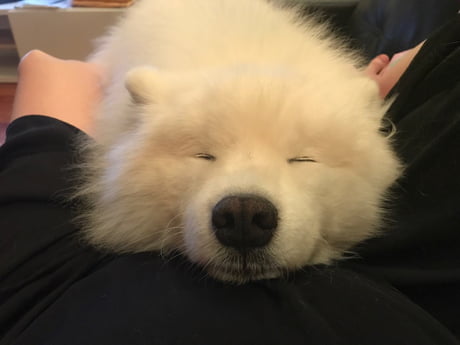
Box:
[347,15,460,338]
[1,117,458,345]
[0,116,107,344]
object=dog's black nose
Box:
[212,195,278,249]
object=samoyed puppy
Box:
[79,0,401,283]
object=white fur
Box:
[80,0,401,283]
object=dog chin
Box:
[205,249,282,284]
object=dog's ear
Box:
[125,66,166,104]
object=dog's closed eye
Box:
[287,156,317,163]
[195,153,216,161]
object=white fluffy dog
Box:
[79,0,401,283]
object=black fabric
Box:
[0,117,457,344]
[0,117,110,343]
[349,0,460,60]
[346,16,460,337]
[1,17,460,345]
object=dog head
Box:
[84,64,400,283]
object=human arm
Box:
[11,49,103,135]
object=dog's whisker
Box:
[157,213,185,256]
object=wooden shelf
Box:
[0,16,18,82]
[0,28,15,49]
[0,49,19,82]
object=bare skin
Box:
[364,41,425,98]
[11,50,103,136]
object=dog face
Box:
[85,65,400,283]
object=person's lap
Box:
[1,16,460,345]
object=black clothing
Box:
[349,0,460,59]
[1,16,460,345]
[348,16,460,337]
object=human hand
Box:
[11,50,104,136]
[364,41,425,98]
